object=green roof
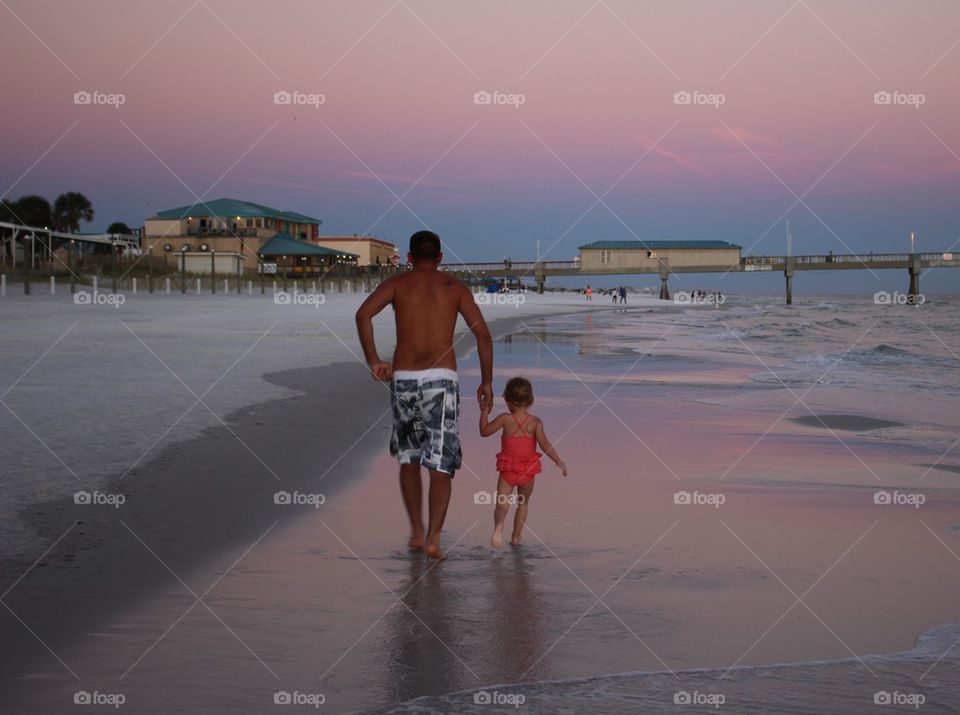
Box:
[258,233,358,258]
[579,240,741,250]
[151,198,322,224]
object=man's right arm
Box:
[356,278,396,381]
[458,283,494,407]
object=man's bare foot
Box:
[408,532,425,551]
[510,536,522,546]
[425,545,447,561]
[425,534,446,561]
[491,528,504,549]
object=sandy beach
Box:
[1,292,958,714]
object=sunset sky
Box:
[2,0,959,291]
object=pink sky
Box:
[2,0,959,288]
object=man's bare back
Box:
[390,269,465,371]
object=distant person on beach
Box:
[480,377,566,548]
[356,230,494,561]
[618,286,627,304]
[585,285,592,301]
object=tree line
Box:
[0,192,132,235]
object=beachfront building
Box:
[314,236,398,266]
[578,240,742,271]
[257,233,358,277]
[142,198,326,273]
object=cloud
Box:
[710,127,777,146]
[634,133,706,172]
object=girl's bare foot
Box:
[510,535,522,546]
[491,527,504,549]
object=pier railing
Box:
[741,251,953,266]
[441,260,580,273]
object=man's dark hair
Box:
[409,230,441,261]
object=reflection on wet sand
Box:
[384,557,465,703]
[381,548,549,704]
[489,549,548,682]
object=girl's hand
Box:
[557,460,568,477]
[480,400,491,415]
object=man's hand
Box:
[369,360,394,381]
[477,382,493,410]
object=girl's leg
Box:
[511,482,535,545]
[491,475,513,549]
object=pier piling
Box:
[785,257,795,305]
[658,259,670,300]
[908,254,922,298]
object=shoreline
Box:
[363,620,960,714]
[0,300,625,688]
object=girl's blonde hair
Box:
[503,376,534,407]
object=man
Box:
[356,230,494,560]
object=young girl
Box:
[480,377,567,548]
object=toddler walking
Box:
[480,377,567,548]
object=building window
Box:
[600,249,612,264]
[246,218,253,228]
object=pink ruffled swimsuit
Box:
[496,413,542,488]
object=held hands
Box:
[477,382,493,410]
[369,360,394,382]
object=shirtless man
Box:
[356,230,493,560]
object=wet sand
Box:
[789,414,905,431]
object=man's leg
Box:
[399,462,425,550]
[425,469,452,560]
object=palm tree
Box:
[53,192,94,233]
